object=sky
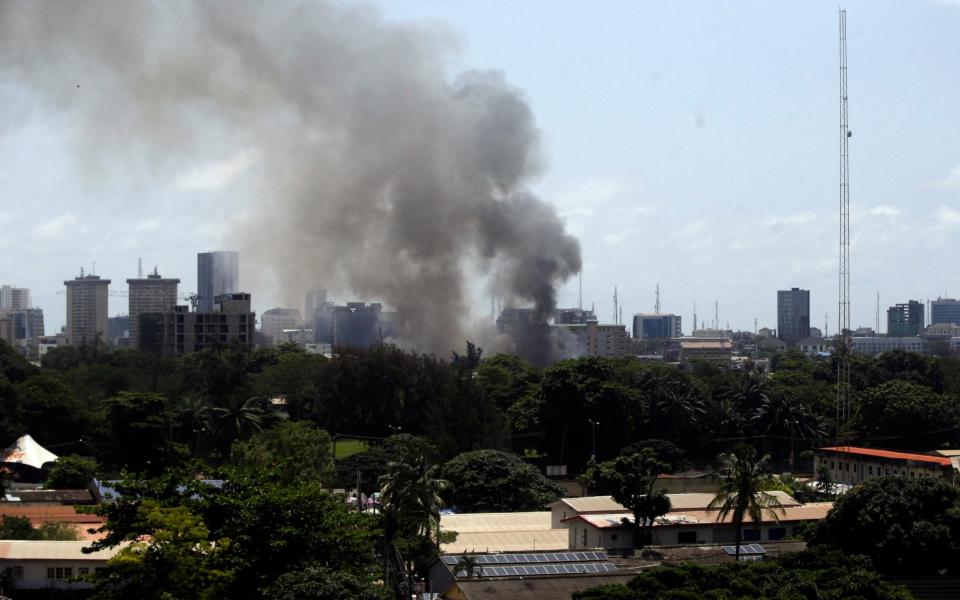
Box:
[2,0,960,337]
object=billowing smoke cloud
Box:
[0,1,581,354]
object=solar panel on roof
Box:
[443,556,458,565]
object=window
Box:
[79,567,89,575]
[743,529,761,541]
[677,531,697,544]
[830,460,835,469]
[47,567,55,579]
[610,533,618,541]
[868,465,873,475]
[64,567,73,578]
[768,527,786,540]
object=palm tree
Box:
[212,396,264,457]
[752,393,824,470]
[379,454,449,548]
[707,446,785,562]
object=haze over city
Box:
[2,0,960,345]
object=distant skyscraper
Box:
[887,300,924,337]
[0,285,30,311]
[777,288,810,345]
[304,289,328,329]
[64,274,110,346]
[127,268,180,348]
[261,307,302,346]
[930,298,960,326]
[197,251,239,312]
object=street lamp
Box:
[587,419,600,462]
[387,424,402,435]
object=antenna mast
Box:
[876,291,880,333]
[693,304,697,335]
[578,271,583,310]
[837,8,852,435]
[714,300,719,331]
[613,286,618,324]
[655,284,661,314]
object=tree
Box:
[45,454,99,489]
[211,396,265,457]
[572,549,914,600]
[708,446,784,562]
[0,516,78,540]
[261,564,387,600]
[586,449,671,547]
[101,392,184,472]
[231,420,334,485]
[89,501,230,599]
[808,476,960,576]
[439,449,563,513]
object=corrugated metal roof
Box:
[553,492,799,514]
[0,540,126,561]
[820,446,952,466]
[441,529,568,554]
[441,512,552,533]
[573,502,834,529]
[0,504,105,524]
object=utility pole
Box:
[837,8,853,437]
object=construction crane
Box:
[836,9,853,437]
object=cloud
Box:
[869,205,902,217]
[760,213,816,227]
[32,212,82,239]
[173,149,256,192]
[936,163,960,190]
[937,206,960,225]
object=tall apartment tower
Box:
[930,298,960,326]
[197,251,239,312]
[127,268,180,349]
[0,285,30,311]
[64,274,110,346]
[777,288,811,345]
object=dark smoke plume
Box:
[0,1,581,354]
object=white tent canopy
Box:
[1,434,59,469]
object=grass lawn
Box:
[334,438,368,460]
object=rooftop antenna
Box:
[693,304,697,335]
[80,266,85,278]
[754,318,758,335]
[92,261,96,276]
[654,283,661,314]
[714,300,719,331]
[138,257,143,279]
[825,313,829,338]
[613,286,618,324]
[837,8,853,435]
[875,291,880,332]
[578,271,583,310]
[619,306,623,326]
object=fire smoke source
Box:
[0,1,581,354]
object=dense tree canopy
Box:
[808,476,960,576]
[573,550,913,600]
[439,449,564,512]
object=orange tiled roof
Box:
[819,446,952,467]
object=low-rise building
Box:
[551,321,629,359]
[797,337,831,357]
[814,446,954,487]
[667,336,733,364]
[0,541,124,591]
[851,336,924,355]
[565,502,832,549]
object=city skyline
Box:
[2,2,960,343]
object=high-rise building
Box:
[553,308,597,325]
[777,288,810,345]
[551,320,629,359]
[64,274,110,346]
[930,298,960,326]
[304,289,328,329]
[632,313,683,340]
[197,251,239,312]
[12,308,44,341]
[108,315,130,347]
[888,301,924,337]
[140,292,256,357]
[261,307,302,345]
[127,268,179,348]
[0,285,30,311]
